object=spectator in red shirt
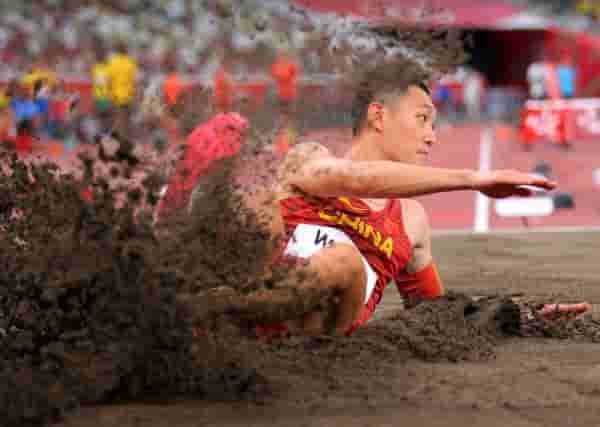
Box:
[270,50,300,107]
[163,65,185,108]
[214,56,234,113]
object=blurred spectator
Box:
[433,75,456,122]
[47,81,69,138]
[213,53,234,113]
[527,57,549,100]
[163,65,184,108]
[545,60,562,100]
[577,0,600,20]
[48,90,80,147]
[106,42,139,138]
[0,97,14,144]
[0,85,9,110]
[91,48,112,114]
[10,81,42,127]
[270,49,300,108]
[106,42,138,109]
[557,55,577,98]
[463,68,487,121]
[48,74,81,133]
[21,61,57,95]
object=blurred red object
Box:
[80,187,93,202]
[14,133,33,154]
[154,112,248,221]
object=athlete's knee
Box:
[309,243,366,291]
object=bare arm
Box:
[281,143,556,199]
[401,199,433,274]
[398,199,444,306]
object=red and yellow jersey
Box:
[279,195,413,332]
[107,54,138,106]
[92,62,111,100]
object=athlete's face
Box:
[375,85,437,165]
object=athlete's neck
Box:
[348,132,387,162]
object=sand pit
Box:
[46,232,600,427]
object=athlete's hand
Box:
[471,170,557,198]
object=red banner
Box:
[520,99,600,144]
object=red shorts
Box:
[346,304,376,335]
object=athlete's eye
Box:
[417,114,428,123]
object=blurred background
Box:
[2,0,600,232]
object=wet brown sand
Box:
[56,232,600,427]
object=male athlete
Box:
[192,61,588,338]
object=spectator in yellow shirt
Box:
[0,86,9,110]
[106,43,138,109]
[577,0,600,20]
[0,86,13,144]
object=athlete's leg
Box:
[187,174,369,337]
[210,243,367,340]
[293,243,367,336]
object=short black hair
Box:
[351,60,431,136]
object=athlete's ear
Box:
[366,102,385,134]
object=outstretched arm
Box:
[281,143,556,200]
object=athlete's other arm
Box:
[397,199,443,307]
[282,142,556,199]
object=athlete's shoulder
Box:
[279,141,329,172]
[279,141,329,176]
[276,142,331,195]
[287,141,330,159]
